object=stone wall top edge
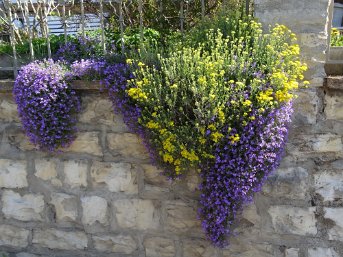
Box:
[0,80,105,92]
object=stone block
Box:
[2,190,44,221]
[165,201,200,233]
[35,159,61,186]
[285,248,299,257]
[107,133,149,160]
[144,237,175,257]
[91,161,137,194]
[263,167,309,199]
[93,235,137,254]
[241,203,261,227]
[311,134,342,152]
[0,224,29,248]
[0,96,20,122]
[66,132,102,156]
[182,239,216,257]
[32,229,88,250]
[81,196,108,225]
[64,160,88,188]
[16,253,40,257]
[268,206,317,235]
[80,97,115,125]
[223,241,273,257]
[50,193,78,223]
[314,171,343,202]
[112,199,160,230]
[325,93,343,120]
[308,248,340,257]
[324,208,343,241]
[142,164,171,187]
[293,89,318,125]
[0,159,27,188]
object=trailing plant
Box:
[13,59,81,151]
[122,14,308,246]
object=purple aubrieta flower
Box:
[199,102,293,247]
[13,59,81,151]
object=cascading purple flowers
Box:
[199,102,293,247]
[13,60,81,151]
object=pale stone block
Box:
[223,241,273,257]
[311,134,342,153]
[268,206,317,235]
[0,224,29,248]
[16,253,40,257]
[314,171,343,202]
[64,160,88,188]
[263,167,309,199]
[308,248,340,257]
[50,193,78,223]
[241,203,261,227]
[285,248,299,257]
[112,199,159,230]
[35,159,61,186]
[32,229,88,250]
[293,90,318,125]
[107,133,149,159]
[92,235,137,254]
[144,237,175,257]
[324,208,343,241]
[0,96,20,122]
[0,159,27,188]
[325,94,343,120]
[66,132,102,156]
[2,190,44,221]
[91,161,137,194]
[80,97,116,126]
[142,164,171,187]
[165,201,200,233]
[183,239,216,257]
[81,196,108,225]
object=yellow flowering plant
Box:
[125,12,307,179]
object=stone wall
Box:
[1,1,343,257]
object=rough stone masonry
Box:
[0,0,343,257]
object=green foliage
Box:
[331,28,343,46]
[0,34,66,59]
[126,13,308,177]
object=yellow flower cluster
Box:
[181,148,199,162]
[229,134,240,144]
[127,87,148,101]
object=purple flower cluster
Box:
[199,102,293,247]
[13,60,81,151]
[53,36,102,64]
[68,59,106,80]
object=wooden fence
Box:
[0,0,251,78]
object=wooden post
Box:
[99,0,106,54]
[6,0,18,77]
[62,0,67,44]
[119,0,124,53]
[43,0,51,58]
[23,0,34,60]
[80,0,85,38]
[201,0,205,19]
[246,0,250,15]
[138,0,143,44]
[180,0,184,34]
